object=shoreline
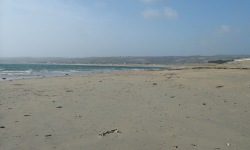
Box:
[0,63,184,81]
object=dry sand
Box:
[0,68,250,150]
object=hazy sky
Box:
[1,0,250,57]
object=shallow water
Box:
[0,63,168,80]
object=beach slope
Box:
[1,68,250,150]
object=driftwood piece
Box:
[98,128,121,137]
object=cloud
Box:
[140,0,160,3]
[141,7,178,19]
[94,2,106,8]
[141,8,160,18]
[163,7,178,19]
[215,25,235,36]
[219,25,231,34]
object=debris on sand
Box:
[66,90,73,92]
[216,85,224,88]
[98,128,121,137]
[56,106,63,108]
[153,83,157,85]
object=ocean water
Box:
[0,63,167,80]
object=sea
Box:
[0,63,168,80]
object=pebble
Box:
[216,85,224,88]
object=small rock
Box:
[173,146,178,148]
[171,96,175,98]
[153,83,157,85]
[66,90,73,92]
[65,74,69,76]
[56,106,62,108]
[2,78,6,80]
[24,115,31,116]
[0,126,5,128]
[45,134,52,137]
[216,85,224,88]
[202,103,206,106]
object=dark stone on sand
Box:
[65,74,69,76]
[56,106,62,108]
[24,115,31,116]
[45,134,52,137]
[216,85,224,88]
[153,83,157,85]
[0,126,5,128]
[173,146,178,148]
[202,103,206,106]
[2,78,6,80]
[171,96,175,98]
[66,90,73,92]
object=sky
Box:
[0,0,250,57]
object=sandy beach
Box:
[1,66,250,149]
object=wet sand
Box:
[0,68,250,150]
